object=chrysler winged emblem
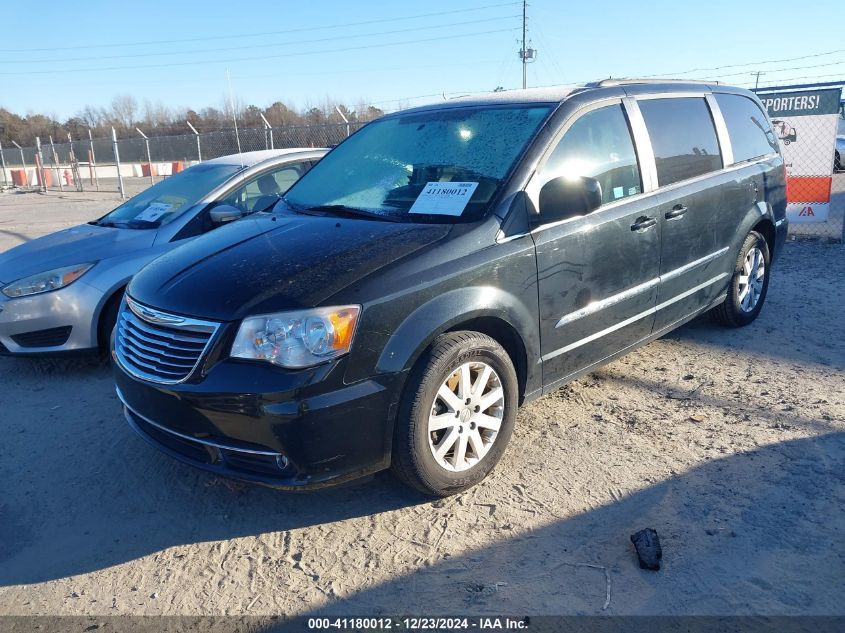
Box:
[127,296,186,326]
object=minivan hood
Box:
[128,212,451,321]
[0,224,157,284]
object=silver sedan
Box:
[0,147,327,355]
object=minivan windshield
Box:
[98,163,242,229]
[284,104,553,223]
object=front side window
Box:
[221,160,312,213]
[540,104,642,205]
[639,97,723,186]
[99,163,241,228]
[714,93,778,163]
[284,105,553,223]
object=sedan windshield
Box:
[98,163,243,228]
[284,104,553,223]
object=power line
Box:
[0,1,521,53]
[0,27,519,76]
[688,58,845,81]
[547,56,845,87]
[740,72,845,88]
[642,47,845,79]
[4,15,520,65]
[14,59,504,91]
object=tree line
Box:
[0,94,387,147]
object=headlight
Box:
[2,263,95,298]
[231,305,360,369]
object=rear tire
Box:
[835,151,841,172]
[711,231,770,328]
[391,331,518,497]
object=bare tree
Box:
[3,91,387,145]
[110,94,138,130]
[77,105,104,129]
[142,100,173,129]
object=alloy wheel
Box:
[738,246,766,313]
[427,361,505,472]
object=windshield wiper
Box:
[303,204,403,222]
[126,219,161,229]
[95,219,127,228]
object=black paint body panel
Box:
[114,82,787,489]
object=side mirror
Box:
[533,176,602,227]
[209,204,243,224]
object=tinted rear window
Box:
[714,93,778,163]
[639,97,723,186]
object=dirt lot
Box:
[0,187,843,617]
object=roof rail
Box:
[587,78,720,87]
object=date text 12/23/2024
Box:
[307,616,530,630]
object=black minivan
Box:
[113,80,787,496]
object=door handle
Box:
[665,204,688,220]
[631,216,657,232]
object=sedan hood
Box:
[128,211,451,321]
[0,224,157,285]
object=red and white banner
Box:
[758,88,841,223]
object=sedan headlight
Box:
[2,263,95,298]
[231,305,360,369]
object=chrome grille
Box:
[115,297,219,384]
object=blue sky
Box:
[1,0,842,119]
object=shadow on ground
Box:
[0,356,427,587]
[1,345,842,616]
[301,431,845,615]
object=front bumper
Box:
[0,281,103,354]
[113,355,404,490]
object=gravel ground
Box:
[0,188,843,617]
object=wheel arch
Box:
[375,286,540,403]
[752,217,776,258]
[732,202,777,263]
[94,281,128,348]
[444,316,529,404]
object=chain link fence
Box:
[1,92,843,243]
[757,84,845,243]
[0,121,361,198]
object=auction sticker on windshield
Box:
[409,182,478,216]
[136,202,173,222]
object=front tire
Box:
[98,291,124,351]
[711,230,770,328]
[391,331,518,497]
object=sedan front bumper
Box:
[0,281,104,354]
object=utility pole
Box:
[521,0,527,89]
[751,71,765,89]
[517,0,537,89]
